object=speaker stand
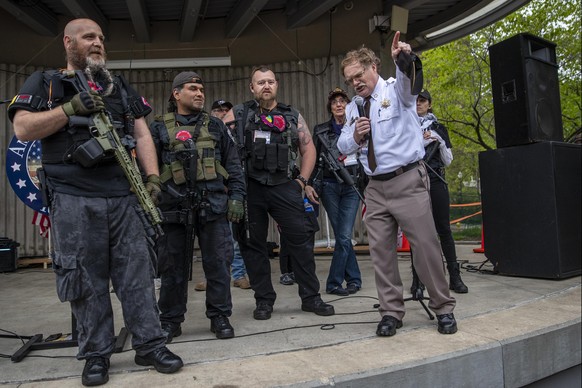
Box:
[10,312,129,362]
[404,259,434,320]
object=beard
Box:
[68,40,114,96]
[84,57,114,97]
[67,40,107,70]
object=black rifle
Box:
[316,133,365,203]
[423,141,447,185]
[175,139,199,281]
[226,112,251,242]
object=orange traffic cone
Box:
[473,226,485,253]
[398,233,411,252]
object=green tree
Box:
[420,0,581,201]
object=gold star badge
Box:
[381,98,391,108]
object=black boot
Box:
[447,262,468,293]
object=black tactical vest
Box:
[236,102,299,186]
[40,71,133,165]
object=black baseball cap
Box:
[169,71,204,101]
[418,89,432,101]
[172,71,203,89]
[211,99,233,110]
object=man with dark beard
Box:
[9,18,183,386]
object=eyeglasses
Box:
[331,98,347,105]
[344,67,368,85]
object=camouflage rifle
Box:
[63,70,163,238]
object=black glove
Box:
[145,174,162,206]
[227,199,244,223]
[62,91,105,117]
[395,52,423,95]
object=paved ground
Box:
[0,243,580,387]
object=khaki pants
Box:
[364,163,455,320]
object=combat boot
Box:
[447,262,468,293]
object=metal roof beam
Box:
[125,0,151,43]
[0,0,57,36]
[226,0,269,39]
[407,0,483,36]
[179,0,203,42]
[417,0,533,50]
[287,0,343,29]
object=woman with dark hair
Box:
[416,90,468,293]
[311,88,363,296]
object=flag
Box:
[32,211,51,238]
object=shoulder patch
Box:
[12,94,33,105]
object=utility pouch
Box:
[252,138,267,170]
[197,140,217,180]
[200,156,217,180]
[72,138,105,167]
[265,144,278,173]
[171,160,186,185]
[276,144,288,172]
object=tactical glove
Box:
[227,199,244,223]
[145,174,162,206]
[62,91,105,117]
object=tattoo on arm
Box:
[297,113,312,146]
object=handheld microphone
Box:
[352,95,369,141]
[353,95,366,118]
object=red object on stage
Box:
[398,233,411,252]
[473,226,485,253]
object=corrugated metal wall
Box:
[1,56,367,258]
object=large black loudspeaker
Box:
[489,33,564,148]
[479,142,581,279]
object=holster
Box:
[36,167,51,207]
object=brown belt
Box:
[370,161,420,181]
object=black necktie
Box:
[365,96,377,172]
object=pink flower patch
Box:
[272,115,285,131]
[175,130,192,141]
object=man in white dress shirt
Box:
[337,32,457,337]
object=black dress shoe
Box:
[301,298,335,316]
[210,315,235,339]
[82,356,109,386]
[327,287,349,296]
[376,315,403,337]
[253,302,273,320]
[346,284,360,294]
[437,313,458,334]
[161,322,182,344]
[135,346,183,374]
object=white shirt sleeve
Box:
[439,142,453,166]
[424,131,453,166]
